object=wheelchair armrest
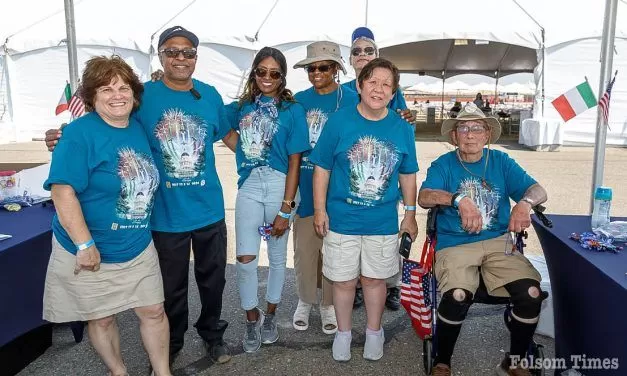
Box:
[426,206,439,237]
[532,204,553,228]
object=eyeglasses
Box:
[456,124,488,134]
[351,46,376,56]
[306,64,333,74]
[254,67,282,80]
[159,47,197,59]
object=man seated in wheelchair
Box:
[417,103,548,376]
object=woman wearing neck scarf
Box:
[310,58,418,362]
[291,41,359,336]
[344,26,415,311]
[224,47,310,354]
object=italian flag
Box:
[55,83,72,115]
[551,81,597,122]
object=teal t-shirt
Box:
[225,96,311,188]
[342,79,407,112]
[309,106,418,235]
[420,149,537,250]
[135,79,230,232]
[294,86,359,217]
[44,112,159,263]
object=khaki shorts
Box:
[434,234,541,297]
[322,230,399,282]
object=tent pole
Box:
[590,0,618,213]
[63,0,79,94]
[494,71,499,105]
[541,28,545,117]
[440,72,445,121]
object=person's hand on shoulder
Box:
[150,69,164,82]
[45,128,62,152]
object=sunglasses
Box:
[306,64,334,74]
[159,47,197,59]
[351,46,376,56]
[254,67,282,80]
[456,124,488,134]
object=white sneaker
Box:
[292,299,312,331]
[320,305,337,335]
[363,328,385,361]
[332,331,352,362]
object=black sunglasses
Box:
[254,67,282,80]
[159,47,197,59]
[351,46,376,56]
[306,64,334,74]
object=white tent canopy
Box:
[1,0,625,145]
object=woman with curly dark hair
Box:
[224,47,310,353]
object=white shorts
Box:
[321,230,399,282]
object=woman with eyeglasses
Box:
[344,26,416,312]
[224,47,310,354]
[290,41,359,336]
[310,58,418,362]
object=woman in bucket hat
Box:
[291,41,359,336]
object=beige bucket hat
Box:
[293,41,347,74]
[441,103,502,143]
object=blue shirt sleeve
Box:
[503,153,537,202]
[224,101,240,131]
[212,90,230,142]
[43,131,89,193]
[420,157,448,192]
[309,115,339,171]
[286,103,311,156]
[399,123,419,174]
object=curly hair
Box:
[239,47,294,108]
[79,55,144,112]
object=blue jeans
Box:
[235,166,299,310]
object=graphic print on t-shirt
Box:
[457,177,501,230]
[154,109,207,180]
[347,136,399,205]
[306,108,328,148]
[116,148,159,222]
[239,110,278,164]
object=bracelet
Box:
[453,193,467,209]
[404,205,417,211]
[277,210,291,219]
[75,239,95,251]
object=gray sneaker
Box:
[242,309,264,353]
[261,313,279,344]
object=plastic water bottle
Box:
[591,187,612,230]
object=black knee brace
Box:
[437,288,473,323]
[505,278,544,320]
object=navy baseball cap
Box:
[351,27,375,43]
[158,26,199,48]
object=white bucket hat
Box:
[293,41,347,74]
[441,103,502,143]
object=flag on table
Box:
[400,258,432,339]
[551,80,597,122]
[55,83,72,115]
[598,71,617,126]
[68,91,85,118]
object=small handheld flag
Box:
[551,80,597,122]
[598,71,617,129]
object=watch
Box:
[521,197,535,207]
[283,200,296,209]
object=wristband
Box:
[453,193,467,209]
[277,210,291,219]
[75,239,95,251]
[403,205,417,211]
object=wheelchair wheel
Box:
[530,343,546,376]
[423,338,434,375]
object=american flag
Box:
[598,71,617,126]
[68,92,85,118]
[400,258,433,339]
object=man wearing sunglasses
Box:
[343,27,416,312]
[418,103,548,376]
[44,25,236,368]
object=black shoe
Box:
[205,340,232,364]
[385,287,401,311]
[353,288,364,309]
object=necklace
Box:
[456,149,492,191]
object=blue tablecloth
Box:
[532,214,626,376]
[0,204,55,347]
